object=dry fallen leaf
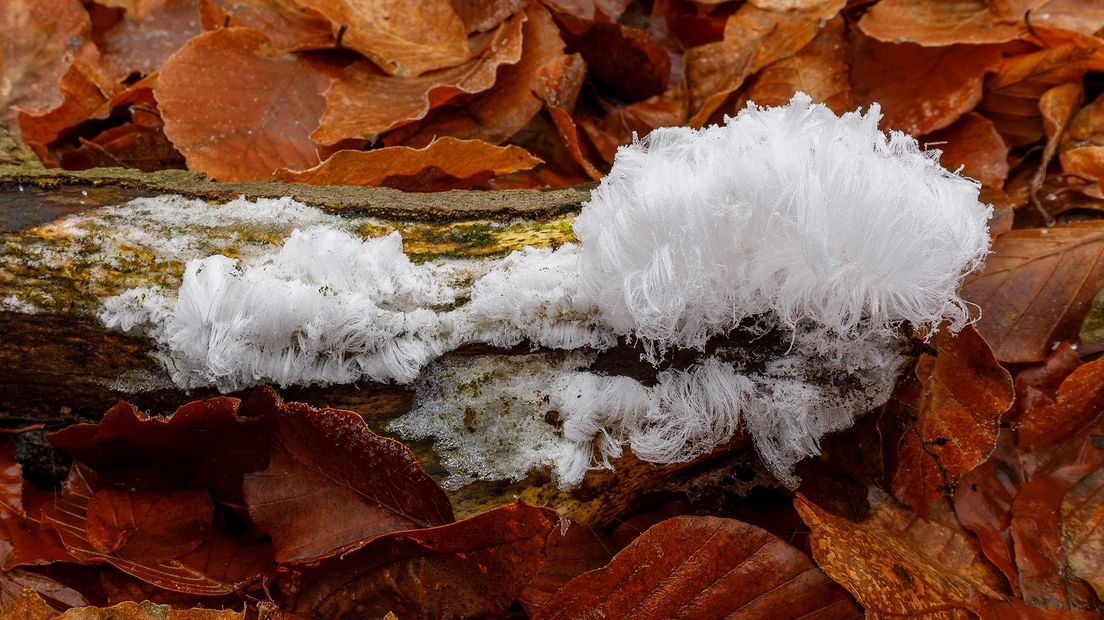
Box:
[155,27,335,181]
[858,0,1025,46]
[278,137,541,190]
[0,0,91,117]
[744,15,855,115]
[99,0,204,85]
[1062,466,1104,601]
[198,0,334,52]
[925,112,1010,188]
[539,515,860,619]
[1018,357,1104,448]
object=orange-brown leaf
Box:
[925,112,1010,188]
[892,326,1014,514]
[0,0,91,117]
[684,0,844,126]
[312,12,525,145]
[295,0,469,76]
[289,502,557,619]
[155,27,334,181]
[851,35,1002,136]
[744,15,854,115]
[276,138,541,190]
[518,521,613,616]
[1019,357,1104,448]
[795,488,1017,617]
[539,515,859,619]
[1061,466,1104,601]
[243,402,453,563]
[99,0,204,84]
[858,0,1025,46]
[199,0,334,52]
[960,221,1104,363]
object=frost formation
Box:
[102,94,991,487]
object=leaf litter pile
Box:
[4,0,1104,618]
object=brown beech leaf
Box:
[155,27,335,181]
[1009,464,1099,609]
[892,326,1014,514]
[0,0,90,117]
[62,122,187,172]
[541,0,631,21]
[925,112,1010,188]
[1019,357,1104,448]
[289,501,557,619]
[1009,341,1082,420]
[198,0,334,52]
[43,466,270,596]
[295,0,468,76]
[858,0,1025,46]
[744,15,855,115]
[383,4,566,147]
[976,43,1095,147]
[518,521,614,616]
[578,84,687,165]
[684,0,844,126]
[538,515,859,619]
[450,0,522,33]
[85,489,213,564]
[243,401,453,563]
[531,53,601,180]
[313,12,525,145]
[0,443,73,570]
[276,137,540,190]
[17,47,111,148]
[1062,466,1104,600]
[1060,146,1104,198]
[0,570,87,611]
[851,35,1001,136]
[1,587,245,619]
[795,488,1020,617]
[0,588,54,620]
[560,21,669,103]
[100,0,204,84]
[960,221,1104,363]
[48,390,276,501]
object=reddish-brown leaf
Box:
[578,84,687,165]
[1009,464,1099,609]
[1009,341,1082,421]
[450,0,522,34]
[276,138,541,190]
[519,521,614,616]
[85,489,213,564]
[198,0,333,52]
[0,570,87,611]
[925,112,1010,188]
[17,45,111,147]
[61,122,187,172]
[383,4,567,147]
[43,465,271,596]
[312,12,525,145]
[892,326,1014,514]
[1060,146,1104,198]
[960,221,1104,363]
[243,401,453,563]
[1062,466,1104,601]
[288,502,557,619]
[560,21,669,103]
[851,35,1002,136]
[155,27,335,181]
[858,0,1025,46]
[1019,357,1104,448]
[539,515,859,619]
[976,43,1095,147]
[1,587,245,618]
[684,0,844,126]
[744,15,855,115]
[795,488,1020,617]
[0,0,91,117]
[0,443,73,570]
[294,0,468,76]
[100,0,204,84]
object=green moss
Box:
[1080,286,1104,345]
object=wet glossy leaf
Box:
[960,221,1104,363]
[539,515,859,619]
[288,502,556,619]
[243,401,453,563]
[155,27,335,181]
[892,326,1014,514]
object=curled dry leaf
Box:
[795,488,1019,617]
[312,12,525,145]
[892,326,1014,515]
[684,0,844,126]
[62,122,187,172]
[925,112,1010,188]
[288,502,557,620]
[198,0,334,52]
[744,15,855,115]
[858,0,1025,46]
[99,0,204,84]
[295,0,469,76]
[243,401,454,563]
[155,27,335,181]
[0,0,90,117]
[976,43,1095,147]
[1009,341,1082,421]
[1,588,245,619]
[1062,466,1104,601]
[17,47,111,148]
[48,390,276,501]
[539,515,860,619]
[851,35,1002,136]
[1018,356,1104,448]
[450,0,522,34]
[960,221,1104,364]
[277,137,541,190]
[1031,82,1084,223]
[42,465,271,596]
[559,21,669,103]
